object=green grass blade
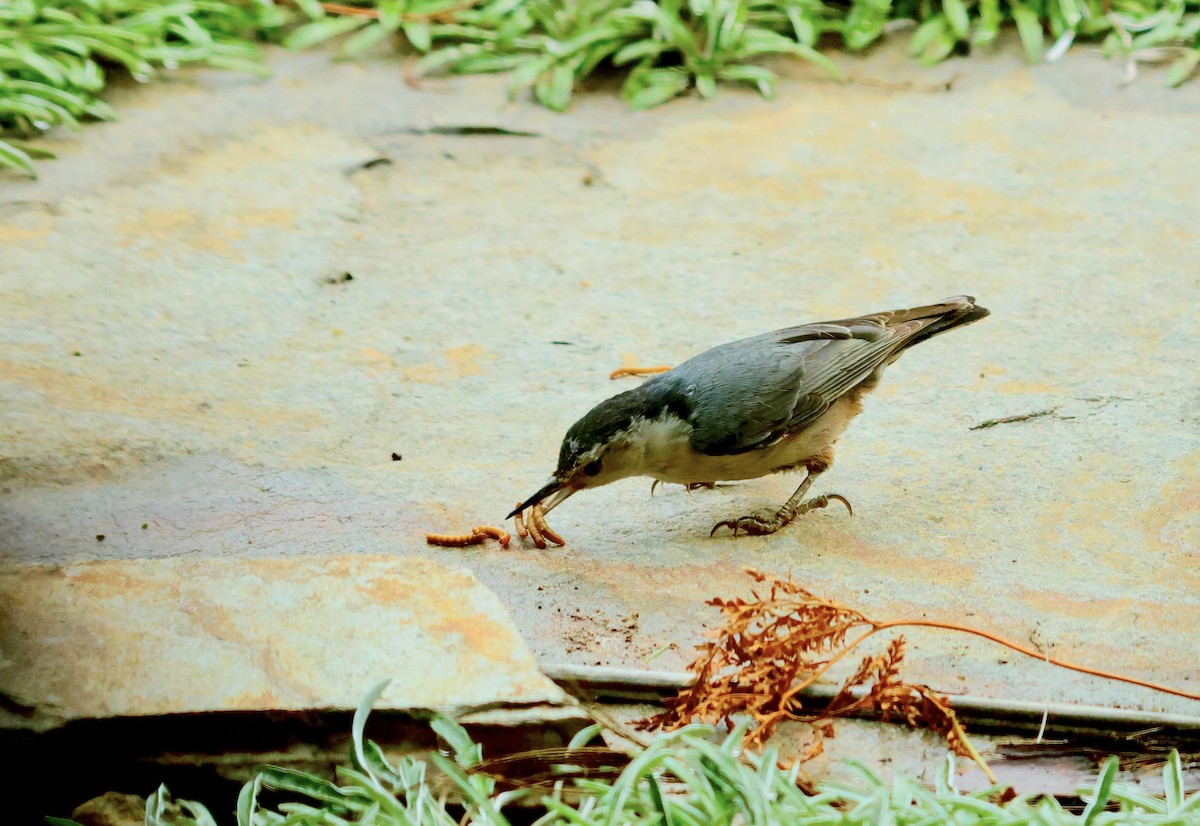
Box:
[1081,755,1118,825]
[1,136,41,177]
[1010,1,1045,61]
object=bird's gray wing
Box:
[684,315,924,456]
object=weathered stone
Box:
[1,40,1197,728]
[0,556,572,729]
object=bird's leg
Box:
[710,472,852,537]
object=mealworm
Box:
[609,365,672,380]
[523,507,547,550]
[513,504,529,540]
[532,504,566,546]
[426,531,485,547]
[472,525,510,549]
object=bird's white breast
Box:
[603,396,862,485]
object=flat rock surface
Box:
[2,39,1198,723]
[0,555,569,729]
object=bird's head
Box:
[507,387,683,519]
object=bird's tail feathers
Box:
[892,295,990,348]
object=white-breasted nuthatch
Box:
[509,296,989,540]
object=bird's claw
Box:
[710,514,782,537]
[710,493,852,538]
[820,493,853,517]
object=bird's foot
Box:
[710,494,852,537]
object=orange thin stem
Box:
[779,619,1200,709]
[874,619,1200,702]
[318,0,478,21]
[320,2,377,16]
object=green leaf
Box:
[506,54,554,95]
[843,0,893,50]
[1165,48,1200,86]
[431,714,483,768]
[791,42,842,78]
[695,71,717,98]
[293,0,328,18]
[787,8,818,46]
[623,67,690,108]
[178,800,221,826]
[1080,755,1118,825]
[403,22,433,52]
[86,40,156,78]
[942,0,970,38]
[145,785,172,826]
[262,767,353,804]
[739,26,803,55]
[342,23,398,57]
[567,723,604,750]
[283,16,371,50]
[1056,0,1082,27]
[352,678,392,783]
[236,773,265,826]
[717,63,777,96]
[909,14,947,56]
[3,80,88,112]
[613,38,665,65]
[920,27,958,62]
[414,44,479,74]
[535,63,575,111]
[1010,2,1045,62]
[43,818,85,826]
[647,775,675,826]
[1164,749,1184,812]
[9,46,68,85]
[452,52,527,72]
[973,0,1002,44]
[577,39,626,79]
[716,63,775,83]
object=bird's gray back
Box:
[653,296,986,457]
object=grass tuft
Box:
[4,0,1200,176]
[0,0,290,177]
[86,695,1200,826]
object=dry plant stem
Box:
[609,365,673,379]
[876,620,1200,702]
[319,2,376,16]
[778,621,1200,708]
[643,568,1200,792]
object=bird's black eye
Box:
[583,459,602,476]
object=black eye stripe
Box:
[584,460,602,476]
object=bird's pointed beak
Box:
[507,477,577,519]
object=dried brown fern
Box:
[638,569,979,768]
[640,570,873,748]
[639,568,1200,784]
